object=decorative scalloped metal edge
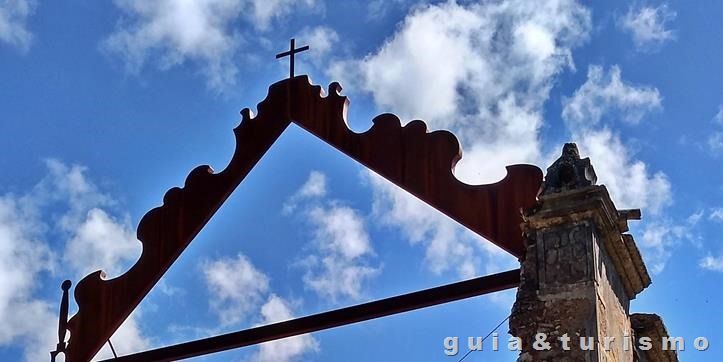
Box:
[65,76,542,361]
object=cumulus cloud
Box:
[570,126,674,275]
[619,4,676,52]
[562,65,662,126]
[45,160,148,357]
[559,63,676,272]
[34,160,142,279]
[368,171,523,280]
[699,254,723,272]
[0,160,148,361]
[332,0,591,154]
[103,0,318,90]
[248,0,317,31]
[638,221,684,274]
[0,194,56,362]
[686,209,704,226]
[575,129,671,214]
[577,152,674,274]
[252,295,319,362]
[0,0,35,52]
[330,0,677,276]
[201,253,318,360]
[706,133,723,153]
[302,204,379,301]
[282,170,327,214]
[202,253,270,326]
[64,208,141,278]
[297,26,339,67]
[693,208,723,273]
[709,208,723,223]
[635,208,707,275]
[330,0,591,277]
[103,0,244,90]
[368,174,491,278]
[285,171,380,301]
[307,205,372,260]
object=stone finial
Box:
[541,143,597,195]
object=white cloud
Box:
[562,65,662,126]
[282,170,327,214]
[283,171,380,301]
[367,170,522,280]
[619,4,676,52]
[575,129,671,214]
[103,0,319,90]
[330,0,590,277]
[626,208,706,275]
[201,254,318,360]
[103,0,244,90]
[714,105,723,125]
[639,221,685,274]
[707,106,723,155]
[297,26,339,66]
[302,204,379,301]
[202,253,270,326]
[687,209,704,226]
[156,278,184,297]
[298,171,328,198]
[64,208,140,278]
[699,254,723,272]
[308,205,372,260]
[34,160,142,280]
[708,132,723,154]
[0,160,149,361]
[634,205,707,275]
[0,0,35,52]
[331,0,675,278]
[94,311,151,359]
[369,173,499,278]
[251,295,319,362]
[249,0,317,31]
[709,208,723,223]
[332,0,590,153]
[0,195,56,362]
[366,0,407,21]
[576,134,672,274]
[41,159,113,220]
[47,160,149,357]
[561,64,675,271]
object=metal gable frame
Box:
[55,75,542,361]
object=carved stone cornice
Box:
[526,184,651,299]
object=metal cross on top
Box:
[276,38,309,78]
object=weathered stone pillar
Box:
[509,143,651,362]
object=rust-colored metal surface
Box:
[64,75,542,361]
[101,269,520,361]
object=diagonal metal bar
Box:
[102,269,520,362]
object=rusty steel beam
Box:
[102,269,520,362]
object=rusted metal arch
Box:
[59,76,542,361]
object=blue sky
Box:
[1,0,722,361]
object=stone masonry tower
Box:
[509,143,656,361]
